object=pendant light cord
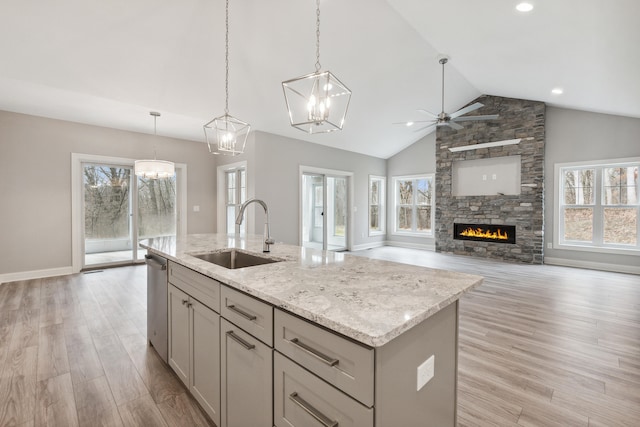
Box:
[315,0,321,72]
[153,112,158,160]
[225,0,229,114]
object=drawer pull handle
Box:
[226,331,255,350]
[227,304,257,321]
[290,338,339,367]
[289,392,338,427]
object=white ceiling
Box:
[1,0,638,159]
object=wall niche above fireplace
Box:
[452,155,521,196]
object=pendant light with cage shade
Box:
[134,112,175,179]
[203,0,250,155]
[282,0,352,134]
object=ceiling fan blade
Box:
[392,120,433,125]
[447,121,464,130]
[449,102,484,119]
[413,124,436,133]
[417,109,438,118]
[452,114,500,122]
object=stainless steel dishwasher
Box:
[146,252,168,363]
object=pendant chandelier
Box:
[134,112,175,179]
[282,0,351,134]
[203,0,250,156]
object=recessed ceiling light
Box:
[516,2,534,12]
[406,122,414,127]
[551,88,564,95]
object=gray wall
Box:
[253,131,386,248]
[544,107,640,269]
[386,132,436,248]
[0,110,216,276]
[4,105,637,277]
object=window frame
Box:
[391,174,435,237]
[217,161,247,236]
[554,157,640,254]
[368,175,386,236]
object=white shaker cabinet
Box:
[220,318,273,427]
[167,263,222,426]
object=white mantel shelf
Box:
[448,137,534,152]
[141,233,482,347]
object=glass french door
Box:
[301,173,348,251]
[82,163,176,268]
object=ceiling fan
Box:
[395,55,499,133]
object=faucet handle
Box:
[265,238,275,245]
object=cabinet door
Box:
[191,299,221,427]
[221,318,272,427]
[168,283,190,386]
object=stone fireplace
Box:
[435,95,545,264]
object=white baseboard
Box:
[385,240,436,251]
[351,241,386,252]
[0,266,74,285]
[544,257,640,275]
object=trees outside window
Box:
[84,166,131,239]
[225,167,246,235]
[369,176,385,235]
[393,174,434,236]
[558,160,639,252]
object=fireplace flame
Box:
[460,227,509,240]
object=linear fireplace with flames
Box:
[453,223,516,244]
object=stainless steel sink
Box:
[190,250,281,269]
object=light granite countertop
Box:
[141,233,483,347]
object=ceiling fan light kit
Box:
[203,0,250,156]
[282,0,351,134]
[395,55,499,133]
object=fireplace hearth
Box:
[453,223,516,244]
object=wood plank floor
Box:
[353,247,640,427]
[0,248,638,426]
[0,267,212,427]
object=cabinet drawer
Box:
[274,309,374,407]
[168,261,221,313]
[221,286,273,346]
[274,352,373,427]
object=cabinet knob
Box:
[182,299,188,305]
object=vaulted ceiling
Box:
[1,0,638,159]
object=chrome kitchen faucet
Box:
[235,198,275,252]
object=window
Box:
[557,159,639,253]
[225,166,246,235]
[392,174,434,236]
[369,176,385,235]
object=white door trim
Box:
[299,165,354,251]
[71,153,187,273]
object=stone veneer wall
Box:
[435,95,545,263]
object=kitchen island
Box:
[141,233,482,427]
